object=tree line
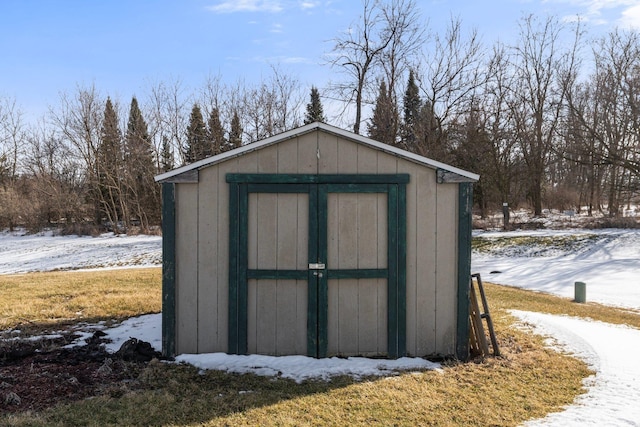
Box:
[1,0,639,233]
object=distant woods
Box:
[1,0,640,233]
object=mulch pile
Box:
[1,331,162,413]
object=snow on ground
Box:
[95,312,441,383]
[3,226,640,423]
[0,229,162,274]
[514,311,640,426]
[472,228,640,310]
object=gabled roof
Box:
[155,121,479,183]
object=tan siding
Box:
[197,166,219,353]
[175,183,198,354]
[257,143,279,173]
[357,143,378,173]
[326,190,388,356]
[297,132,319,174]
[247,189,309,355]
[318,132,338,173]
[173,128,462,358]
[337,137,358,173]
[407,162,438,355]
[435,182,458,355]
[213,160,235,352]
[277,138,299,174]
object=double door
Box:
[227,174,407,358]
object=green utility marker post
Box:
[574,281,586,303]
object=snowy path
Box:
[513,311,640,426]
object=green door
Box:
[227,174,408,358]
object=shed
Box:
[155,122,478,360]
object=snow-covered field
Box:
[0,229,162,274]
[472,228,640,310]
[2,226,640,425]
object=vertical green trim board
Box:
[227,183,240,354]
[396,183,407,357]
[161,183,176,358]
[307,184,319,357]
[387,184,399,358]
[237,184,249,354]
[316,184,329,358]
[456,182,473,361]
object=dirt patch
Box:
[0,330,160,413]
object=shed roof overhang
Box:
[155,122,479,184]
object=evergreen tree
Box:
[160,135,174,173]
[97,97,124,230]
[401,70,421,150]
[367,80,396,145]
[185,104,210,163]
[228,110,242,150]
[416,100,445,160]
[304,86,326,124]
[125,96,158,229]
[207,107,226,155]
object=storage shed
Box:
[155,122,478,360]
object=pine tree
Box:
[97,97,124,230]
[125,96,158,229]
[160,136,174,173]
[304,86,326,124]
[228,110,242,150]
[207,107,226,155]
[367,80,396,145]
[185,104,210,163]
[401,70,421,150]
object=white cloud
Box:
[300,1,320,9]
[270,23,284,33]
[545,0,640,27]
[207,0,284,14]
[619,3,640,28]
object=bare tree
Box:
[242,66,303,142]
[509,14,581,216]
[49,84,105,224]
[414,16,486,159]
[144,78,191,168]
[0,96,26,185]
[327,0,402,134]
[565,28,640,216]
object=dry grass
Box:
[484,281,640,329]
[4,272,640,426]
[0,268,161,334]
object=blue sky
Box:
[1,0,639,118]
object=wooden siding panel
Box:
[197,166,220,353]
[337,138,358,173]
[175,183,198,354]
[297,132,319,174]
[277,138,299,174]
[318,132,338,174]
[357,193,378,269]
[357,144,378,173]
[337,279,359,355]
[214,160,236,352]
[435,183,458,355]
[257,143,279,173]
[255,280,277,354]
[358,278,378,354]
[416,167,438,355]
[256,194,278,269]
[277,194,298,270]
[275,280,305,355]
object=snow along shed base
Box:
[155,122,478,361]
